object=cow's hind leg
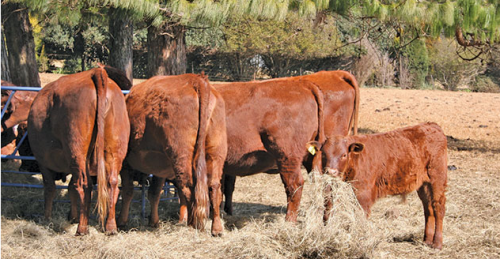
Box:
[117,167,135,228]
[68,175,79,223]
[41,167,56,220]
[207,154,225,236]
[71,156,92,236]
[104,162,122,235]
[148,176,166,228]
[72,162,93,236]
[172,156,199,228]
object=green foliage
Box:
[186,27,224,48]
[313,0,500,44]
[37,45,49,72]
[43,24,75,50]
[221,13,342,77]
[402,39,429,88]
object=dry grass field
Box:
[2,75,499,258]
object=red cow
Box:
[214,78,325,222]
[1,81,40,172]
[220,70,360,216]
[308,122,448,249]
[117,74,227,236]
[1,80,37,133]
[28,68,130,235]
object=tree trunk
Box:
[109,8,133,81]
[147,23,187,77]
[1,26,11,82]
[1,3,40,87]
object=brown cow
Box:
[28,68,130,235]
[213,78,325,222]
[117,74,227,236]
[221,70,360,216]
[308,122,448,249]
[1,80,37,133]
[1,81,40,172]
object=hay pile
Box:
[1,173,378,259]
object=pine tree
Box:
[2,2,41,86]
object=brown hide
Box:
[296,70,359,136]
[118,74,227,236]
[320,122,448,249]
[217,70,358,216]
[1,126,18,157]
[1,80,37,133]
[27,68,130,235]
[213,78,325,222]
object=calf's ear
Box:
[349,142,364,154]
[306,141,320,156]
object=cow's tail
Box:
[337,71,359,135]
[191,72,211,230]
[91,68,109,229]
[305,80,325,174]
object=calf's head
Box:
[307,136,364,180]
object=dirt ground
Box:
[2,76,499,258]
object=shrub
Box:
[470,76,500,93]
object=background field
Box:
[2,77,499,258]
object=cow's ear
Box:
[306,141,320,156]
[349,142,364,154]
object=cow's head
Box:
[1,91,35,133]
[307,136,364,180]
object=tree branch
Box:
[455,26,485,47]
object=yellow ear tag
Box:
[308,145,316,156]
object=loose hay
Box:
[267,174,379,258]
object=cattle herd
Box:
[1,66,447,249]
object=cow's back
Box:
[28,70,100,173]
[349,122,447,198]
[125,74,205,178]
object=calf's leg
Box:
[417,183,436,247]
[354,188,375,217]
[429,164,447,250]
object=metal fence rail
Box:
[1,85,177,221]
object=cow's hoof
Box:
[149,222,160,228]
[211,229,223,237]
[105,229,118,236]
[431,242,443,250]
[75,230,89,236]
